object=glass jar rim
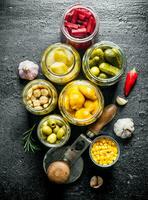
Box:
[44,43,76,77]
[22,79,56,113]
[59,80,104,125]
[61,4,99,43]
[83,41,126,84]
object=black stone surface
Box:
[0,0,148,200]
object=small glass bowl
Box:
[89,135,120,168]
[60,4,99,51]
[37,114,71,148]
[82,41,126,86]
[58,80,104,126]
[22,79,58,115]
[41,43,81,85]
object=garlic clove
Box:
[90,176,103,189]
[116,96,128,106]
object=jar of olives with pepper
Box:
[82,41,126,86]
[58,80,104,126]
[22,79,58,115]
[41,43,81,84]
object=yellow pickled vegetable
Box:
[91,137,118,166]
[50,62,68,75]
[79,85,97,101]
[75,108,92,119]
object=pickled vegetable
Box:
[99,73,107,79]
[42,126,52,135]
[90,66,100,76]
[75,108,92,119]
[89,56,100,67]
[50,62,68,75]
[40,117,67,145]
[90,48,104,60]
[99,63,120,76]
[79,85,97,101]
[104,48,121,68]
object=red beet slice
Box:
[87,16,95,34]
[71,9,78,23]
[71,27,87,38]
[78,13,86,20]
[64,22,79,29]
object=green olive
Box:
[90,66,100,76]
[47,119,56,128]
[99,62,120,76]
[55,120,64,127]
[90,48,104,60]
[47,133,57,144]
[53,125,60,134]
[99,73,108,79]
[42,125,52,136]
[57,127,66,140]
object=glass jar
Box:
[58,80,104,126]
[60,4,99,51]
[37,114,71,148]
[41,43,81,84]
[22,79,58,115]
[82,41,127,86]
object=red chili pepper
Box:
[124,68,138,96]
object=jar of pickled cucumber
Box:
[41,43,81,84]
[82,41,126,86]
[58,80,104,126]
[22,79,58,115]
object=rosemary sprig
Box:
[22,124,40,153]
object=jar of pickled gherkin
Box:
[82,41,126,86]
[41,43,81,85]
[22,79,58,115]
[58,80,104,126]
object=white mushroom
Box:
[33,89,41,98]
[114,118,135,139]
[41,88,49,96]
[32,99,41,107]
[39,96,49,105]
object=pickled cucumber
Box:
[104,48,121,68]
[90,48,104,60]
[89,56,100,67]
[99,63,120,76]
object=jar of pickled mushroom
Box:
[22,79,58,115]
[60,4,99,51]
[58,80,104,126]
[41,43,81,84]
[82,41,126,86]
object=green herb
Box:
[22,124,40,153]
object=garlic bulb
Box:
[18,60,39,80]
[114,118,135,139]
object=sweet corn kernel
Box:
[91,137,118,166]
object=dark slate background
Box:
[0,0,148,200]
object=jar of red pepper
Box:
[60,4,99,51]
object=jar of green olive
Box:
[22,79,58,115]
[82,41,126,86]
[41,43,81,84]
[37,114,71,148]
